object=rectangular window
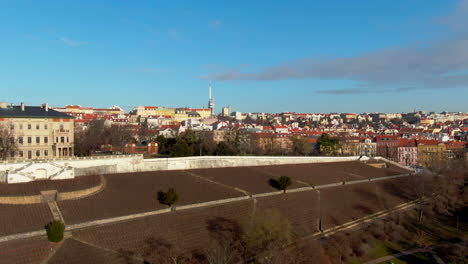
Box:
[28,124,31,130]
[44,137,48,144]
[36,137,40,144]
[19,137,23,144]
[36,150,40,157]
[19,151,23,157]
[28,137,32,144]
[61,137,65,143]
[19,124,23,130]
[66,137,69,143]
[10,151,15,157]
[28,151,32,159]
[56,137,59,143]
[44,124,48,130]
[44,150,48,156]
[36,124,40,130]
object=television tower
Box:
[208,82,215,116]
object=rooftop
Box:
[0,105,74,119]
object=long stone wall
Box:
[141,156,361,172]
[1,155,363,183]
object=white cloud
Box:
[204,0,468,93]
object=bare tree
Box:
[241,209,293,263]
[323,233,351,264]
[0,123,17,160]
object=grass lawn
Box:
[377,252,437,264]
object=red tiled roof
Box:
[417,139,441,145]
[397,139,417,147]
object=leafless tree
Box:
[0,123,17,160]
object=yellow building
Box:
[0,102,75,160]
[417,140,446,167]
[130,106,176,118]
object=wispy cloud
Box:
[204,0,468,94]
[209,19,223,30]
[60,37,88,47]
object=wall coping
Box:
[143,155,361,162]
[1,154,143,165]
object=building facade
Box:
[417,140,446,167]
[0,103,75,160]
[397,139,418,166]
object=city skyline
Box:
[1,0,468,113]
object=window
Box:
[56,137,59,143]
[60,124,64,131]
[28,137,32,144]
[19,137,23,144]
[44,137,48,144]
[36,137,40,144]
[44,124,48,130]
[28,151,32,159]
[66,137,69,143]
[28,124,31,130]
[36,124,40,130]
[19,151,23,157]
[44,150,48,156]
[19,124,23,130]
[36,150,40,157]
[10,151,15,158]
[61,137,65,143]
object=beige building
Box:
[0,102,75,160]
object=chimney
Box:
[20,102,25,111]
[42,103,49,112]
[0,102,7,109]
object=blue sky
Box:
[0,0,467,113]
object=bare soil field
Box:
[320,176,423,229]
[190,166,307,194]
[249,161,407,186]
[0,203,53,236]
[72,200,254,263]
[0,175,101,196]
[58,170,244,224]
[0,174,425,264]
[255,191,319,237]
[0,237,53,264]
[48,238,140,264]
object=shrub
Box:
[277,176,292,193]
[158,187,179,207]
[46,220,65,243]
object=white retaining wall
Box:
[142,156,361,171]
[1,155,363,183]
